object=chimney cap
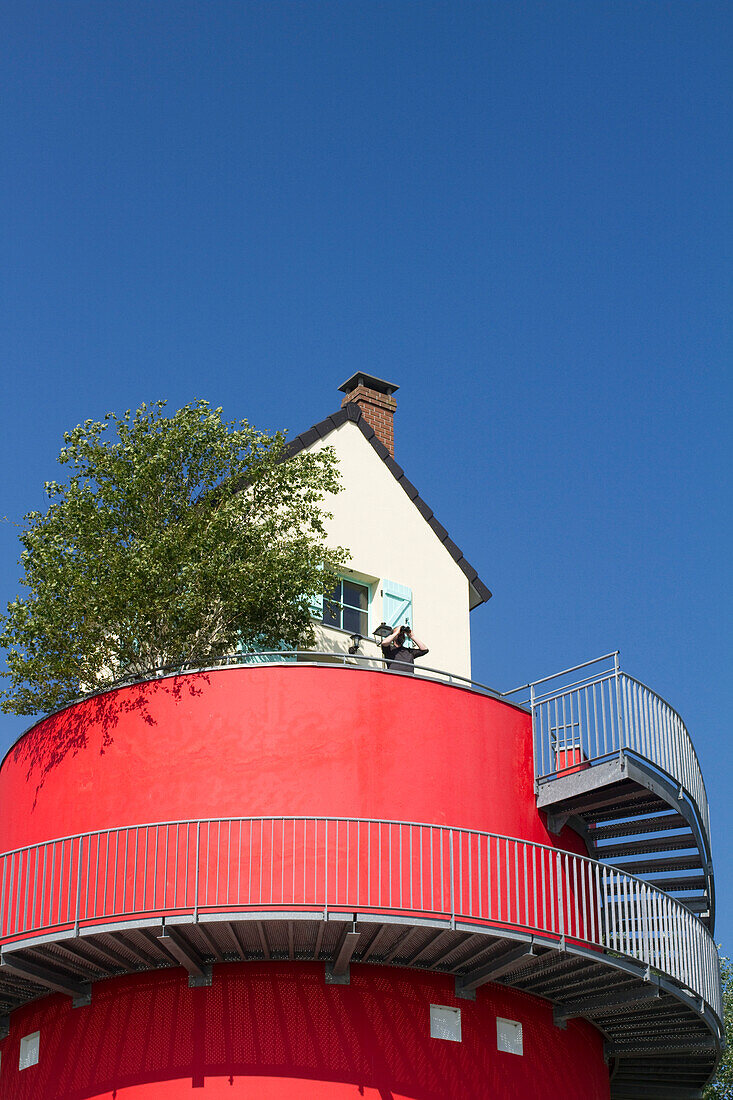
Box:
[338,373,399,398]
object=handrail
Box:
[502,653,619,699]
[0,815,721,1023]
[5,651,518,764]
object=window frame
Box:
[322,576,371,637]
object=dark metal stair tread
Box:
[589,813,689,838]
[606,855,703,875]
[577,797,671,824]
[642,875,707,893]
[595,834,697,859]
[681,896,710,912]
[552,782,663,816]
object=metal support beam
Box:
[332,927,360,977]
[224,922,247,960]
[359,924,387,963]
[408,929,450,966]
[382,928,415,964]
[196,924,224,963]
[546,811,570,835]
[448,936,497,974]
[256,921,270,960]
[324,924,359,985]
[36,939,107,977]
[80,938,133,972]
[157,928,211,987]
[456,943,536,996]
[313,922,325,961]
[115,932,163,968]
[0,954,91,1006]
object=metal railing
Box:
[506,654,710,839]
[0,815,721,1022]
[18,650,508,733]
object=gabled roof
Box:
[285,403,492,609]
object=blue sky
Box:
[1,3,731,943]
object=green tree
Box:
[0,400,347,715]
[704,954,732,1099]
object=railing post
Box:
[557,851,565,948]
[324,819,329,921]
[193,821,201,922]
[614,652,624,766]
[530,682,538,791]
[449,830,455,929]
[74,837,83,937]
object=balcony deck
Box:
[0,813,722,1098]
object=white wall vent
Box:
[496,1017,523,1055]
[430,1004,461,1042]
[19,1031,40,1071]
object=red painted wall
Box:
[0,963,610,1100]
[0,667,585,856]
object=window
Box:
[430,1005,461,1042]
[19,1031,40,1071]
[496,1017,523,1055]
[323,579,369,635]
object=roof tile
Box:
[397,476,419,500]
[414,497,434,522]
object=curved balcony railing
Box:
[0,816,721,1023]
[9,651,709,850]
[506,654,711,840]
[74,651,707,838]
[23,649,508,726]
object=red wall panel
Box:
[0,667,584,856]
[0,964,610,1100]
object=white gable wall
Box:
[305,421,472,679]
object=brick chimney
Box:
[338,373,399,456]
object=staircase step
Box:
[604,875,707,896]
[643,876,706,893]
[590,814,689,839]
[583,799,670,825]
[680,897,710,914]
[596,834,696,859]
[537,747,713,926]
[609,855,702,875]
[569,786,660,816]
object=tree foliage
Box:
[0,400,347,715]
[704,954,733,1099]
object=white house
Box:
[285,374,491,679]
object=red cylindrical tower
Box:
[0,659,722,1098]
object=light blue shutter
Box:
[382,580,412,630]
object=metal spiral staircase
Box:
[506,655,714,928]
